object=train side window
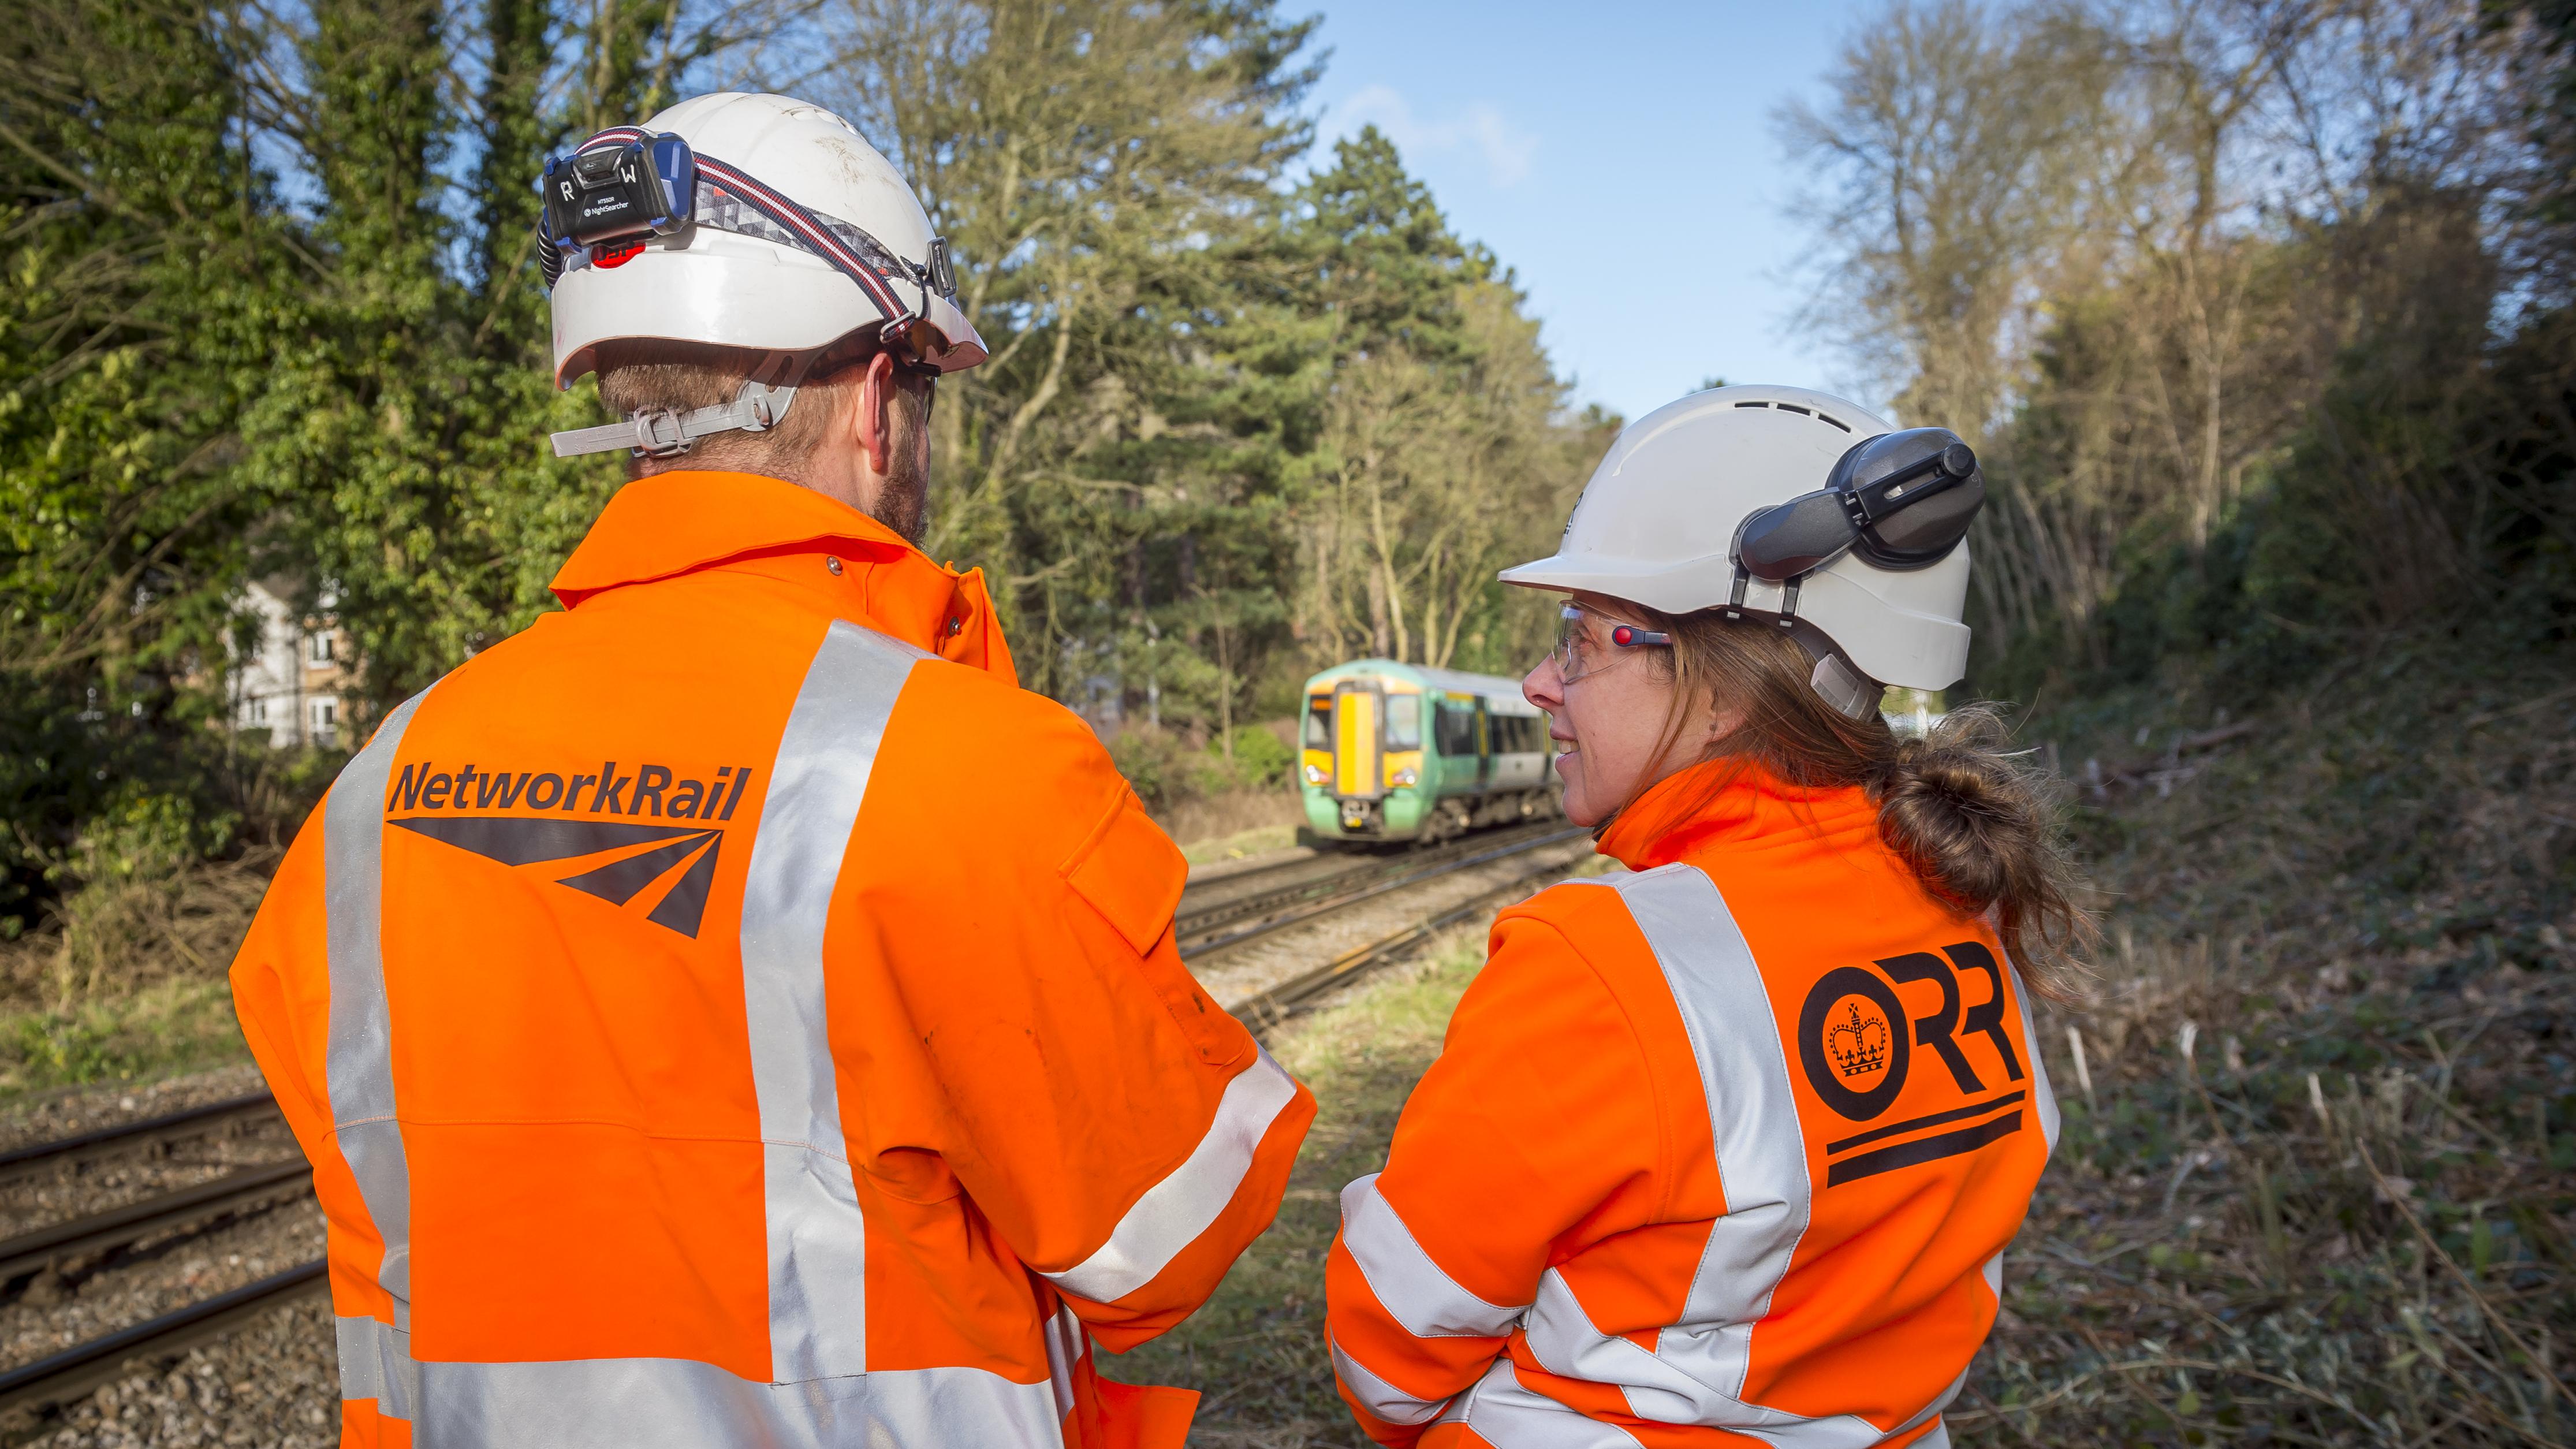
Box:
[1434,703,1478,756]
[1385,694,1422,750]
[1304,697,1331,749]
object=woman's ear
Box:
[855,351,899,476]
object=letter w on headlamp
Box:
[1734,427,1986,583]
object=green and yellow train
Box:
[1298,660,1560,845]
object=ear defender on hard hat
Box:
[1732,428,1985,586]
[1718,427,1985,723]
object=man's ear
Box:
[855,351,899,476]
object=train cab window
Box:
[1304,696,1331,749]
[1384,694,1422,750]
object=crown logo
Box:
[1827,1000,1889,1079]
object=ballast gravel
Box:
[18,1295,340,1449]
[0,1068,333,1447]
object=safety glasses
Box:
[1552,603,1671,684]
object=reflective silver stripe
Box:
[325,688,434,1336]
[1042,1049,1299,1304]
[1338,1172,1524,1338]
[335,1314,420,1420]
[334,1316,1060,1447]
[1537,868,1934,1447]
[1578,867,1813,1404]
[2003,951,2061,1152]
[1041,1303,1084,1421]
[1983,1251,2004,1298]
[1457,1359,1646,1448]
[1327,1331,1450,1426]
[740,619,930,1383]
[1520,1269,1881,1443]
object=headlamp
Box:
[540,133,696,283]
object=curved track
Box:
[0,817,1586,1429]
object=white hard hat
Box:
[1501,384,1981,716]
[542,93,987,458]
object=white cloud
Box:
[1325,84,1538,189]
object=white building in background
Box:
[232,580,348,748]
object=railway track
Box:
[1175,820,1580,959]
[1224,841,1594,1028]
[0,819,1590,1429]
[0,1093,279,1190]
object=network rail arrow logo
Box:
[392,816,728,938]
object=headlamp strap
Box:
[554,128,915,336]
[690,152,913,331]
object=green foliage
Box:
[1222,724,1296,789]
[0,0,1593,927]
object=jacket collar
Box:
[551,471,919,608]
[1595,757,1880,871]
[548,471,1016,683]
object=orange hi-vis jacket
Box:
[1324,763,2057,1448]
[230,471,1315,1449]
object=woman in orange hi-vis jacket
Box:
[1324,385,2094,1449]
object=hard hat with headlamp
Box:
[540,92,986,461]
[1500,383,1985,720]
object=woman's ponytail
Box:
[1619,606,2097,1008]
[1868,710,2093,1005]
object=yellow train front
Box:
[1298,661,1561,844]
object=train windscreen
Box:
[1384,694,1422,750]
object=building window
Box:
[249,697,268,724]
[308,631,335,665]
[310,699,337,742]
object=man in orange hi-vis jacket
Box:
[229,92,1312,1448]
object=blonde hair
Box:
[1616,605,2094,1005]
[592,339,929,483]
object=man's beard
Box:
[866,400,932,545]
[868,461,929,546]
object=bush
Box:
[1109,724,1298,816]
[3,787,266,1012]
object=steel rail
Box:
[0,1260,327,1425]
[1226,852,1593,1029]
[0,1160,314,1286]
[0,1094,280,1188]
[1180,825,1586,963]
[1174,820,1566,944]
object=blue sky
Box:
[1297,0,1880,423]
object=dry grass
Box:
[0,843,269,1098]
[1164,788,1305,854]
[1975,642,2576,1446]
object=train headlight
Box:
[1392,767,1419,787]
[1303,763,1329,785]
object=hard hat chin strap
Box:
[550,356,810,460]
[1726,579,1884,723]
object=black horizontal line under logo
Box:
[1826,1089,2029,1157]
[1826,1108,2024,1187]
